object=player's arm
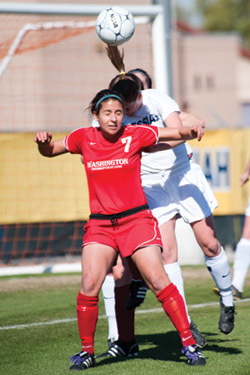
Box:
[144,112,204,152]
[163,111,205,147]
[145,111,191,152]
[158,125,204,142]
[240,160,250,187]
[34,131,68,157]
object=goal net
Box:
[0,4,158,269]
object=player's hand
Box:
[240,171,249,187]
[180,125,204,141]
[34,132,52,145]
[190,124,204,141]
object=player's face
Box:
[124,93,142,116]
[94,99,124,139]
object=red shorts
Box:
[82,210,163,257]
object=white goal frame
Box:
[0,2,171,94]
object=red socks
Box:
[157,283,195,347]
[76,292,99,354]
[115,285,135,343]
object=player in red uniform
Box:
[34,89,206,370]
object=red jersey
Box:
[64,125,159,215]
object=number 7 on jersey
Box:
[121,136,132,152]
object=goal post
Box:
[0,2,169,94]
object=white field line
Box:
[1,298,249,331]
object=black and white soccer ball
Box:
[96,6,135,46]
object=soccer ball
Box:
[96,6,135,46]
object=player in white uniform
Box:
[99,46,235,358]
[231,160,250,299]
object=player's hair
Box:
[89,89,124,114]
[127,68,152,89]
[110,78,140,103]
[106,45,126,74]
[106,45,142,102]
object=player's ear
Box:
[93,111,99,121]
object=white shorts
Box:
[142,161,218,226]
[245,197,250,217]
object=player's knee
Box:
[202,239,221,257]
[147,273,169,294]
[81,274,101,295]
[161,244,178,264]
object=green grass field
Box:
[1,266,250,375]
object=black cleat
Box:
[126,279,148,310]
[190,320,207,348]
[97,339,139,359]
[219,299,235,334]
[69,351,95,370]
[182,344,206,366]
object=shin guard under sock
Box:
[157,283,195,347]
[205,247,233,306]
[77,292,99,354]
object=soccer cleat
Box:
[232,285,242,300]
[219,299,235,334]
[69,351,95,370]
[97,339,139,359]
[190,320,207,348]
[107,337,117,348]
[125,279,148,310]
[182,344,206,366]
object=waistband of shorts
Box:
[89,204,149,221]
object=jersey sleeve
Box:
[136,125,159,148]
[64,128,85,154]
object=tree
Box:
[195,0,250,48]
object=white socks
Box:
[205,247,233,306]
[232,238,250,292]
[164,262,191,323]
[102,275,118,341]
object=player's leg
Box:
[102,273,118,346]
[232,215,250,298]
[101,253,132,347]
[160,218,207,347]
[154,215,206,348]
[98,255,138,359]
[131,244,206,366]
[69,243,117,370]
[125,253,148,310]
[175,162,234,334]
[191,216,235,334]
[141,178,206,347]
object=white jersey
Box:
[122,89,192,179]
[122,89,217,223]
